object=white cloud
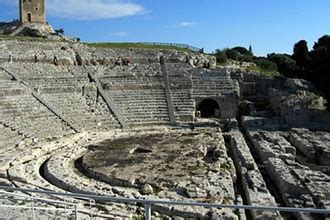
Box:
[2,0,145,20]
[178,21,199,27]
[109,31,129,36]
[48,0,144,20]
[170,21,200,28]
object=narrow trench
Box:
[39,158,71,194]
[223,133,253,220]
[74,156,93,179]
[39,158,51,185]
[236,118,296,220]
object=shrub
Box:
[225,49,240,60]
[214,49,228,64]
[253,58,278,71]
[54,28,64,35]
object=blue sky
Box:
[1,0,330,56]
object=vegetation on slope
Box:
[0,34,48,42]
[86,42,196,53]
[214,35,330,109]
[0,34,195,53]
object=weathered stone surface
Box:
[228,123,282,220]
[289,128,330,165]
[140,184,154,195]
[0,37,329,219]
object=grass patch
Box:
[246,65,280,77]
[220,161,231,171]
[153,186,162,196]
[216,59,231,66]
[0,34,58,43]
[0,35,197,53]
[86,42,195,53]
[133,214,145,220]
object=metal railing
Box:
[0,189,93,219]
[0,186,329,219]
[138,42,202,52]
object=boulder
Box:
[140,184,153,195]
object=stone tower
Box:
[19,0,46,23]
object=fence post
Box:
[145,203,152,220]
[64,203,67,220]
[74,204,78,220]
[32,198,36,220]
[89,198,94,219]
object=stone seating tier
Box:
[0,93,69,139]
[43,93,119,131]
[109,89,170,126]
[168,74,194,121]
[0,124,24,154]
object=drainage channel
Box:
[223,132,253,220]
[237,118,296,220]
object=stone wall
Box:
[20,0,46,23]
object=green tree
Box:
[309,35,330,109]
[249,45,254,56]
[267,53,301,78]
[292,40,311,68]
[214,49,228,64]
[232,46,251,56]
[313,35,330,50]
[225,48,240,60]
[253,58,278,72]
[55,28,64,35]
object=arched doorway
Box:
[197,99,220,118]
[27,13,32,22]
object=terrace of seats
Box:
[1,59,239,132]
[192,69,237,97]
[0,123,25,156]
[98,64,171,126]
[3,63,120,131]
[0,68,70,139]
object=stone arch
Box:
[27,13,32,22]
[197,98,220,118]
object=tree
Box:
[214,49,228,64]
[249,45,254,56]
[230,46,254,62]
[55,28,64,35]
[225,48,240,60]
[307,35,330,109]
[267,53,300,78]
[292,40,311,68]
[253,58,278,72]
[313,35,330,51]
[232,46,251,56]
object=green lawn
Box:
[0,34,47,41]
[0,34,199,53]
[246,65,280,77]
[86,42,195,52]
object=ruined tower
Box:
[19,0,46,23]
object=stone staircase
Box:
[160,56,176,125]
[85,67,125,128]
[9,23,27,36]
[166,63,195,122]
